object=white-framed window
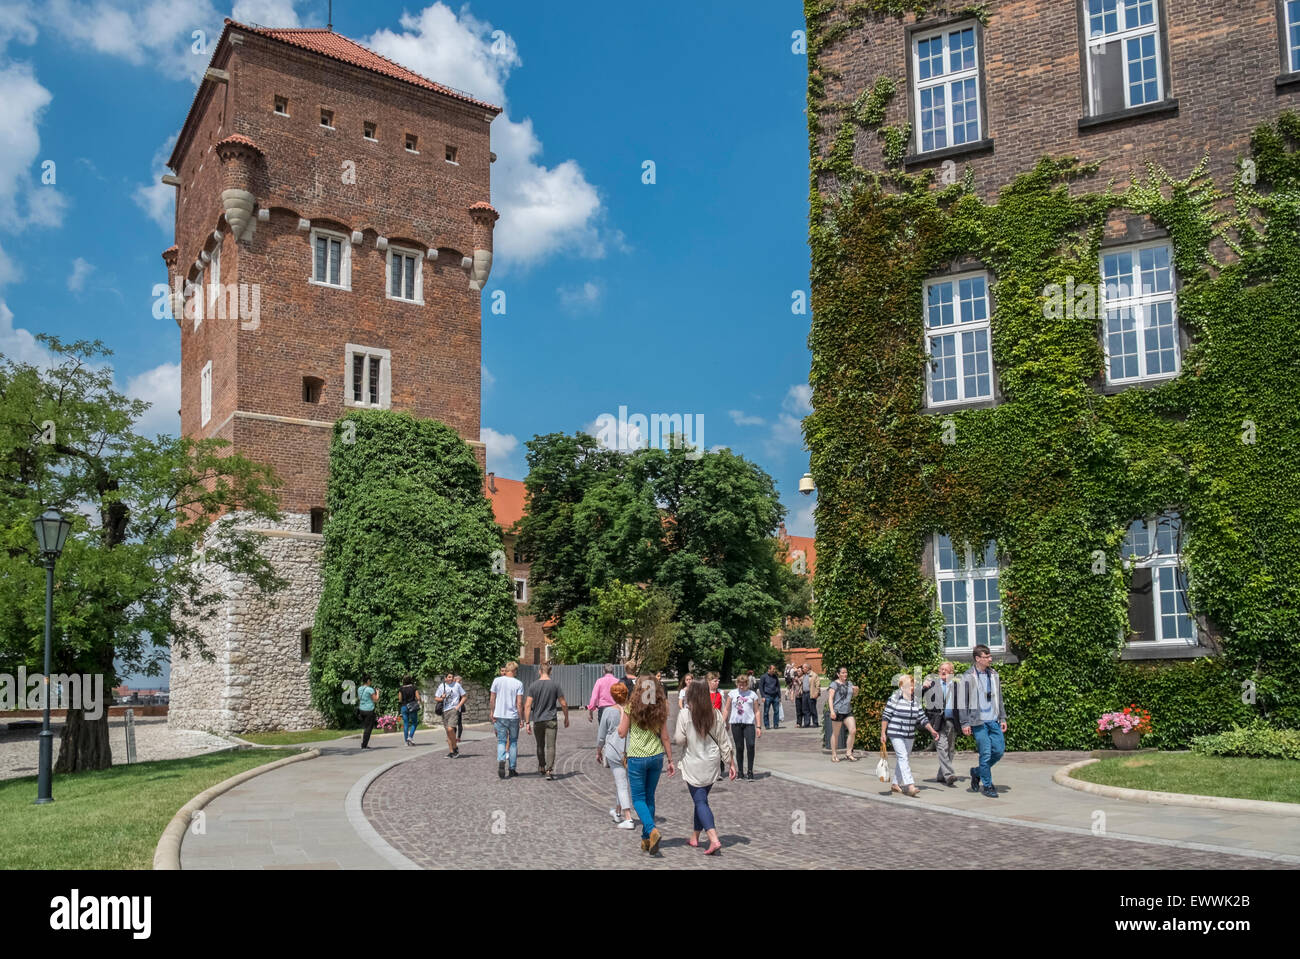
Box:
[1287,0,1300,72]
[310,228,351,289]
[1083,0,1165,115]
[344,344,390,409]
[912,22,982,154]
[514,578,528,603]
[207,243,221,318]
[934,535,1005,651]
[386,246,423,303]
[191,266,205,331]
[1122,512,1195,644]
[200,360,212,427]
[1100,240,1180,385]
[924,272,993,406]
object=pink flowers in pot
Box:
[376,713,400,732]
[1097,704,1153,736]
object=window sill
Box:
[1099,372,1180,394]
[364,136,378,143]
[947,648,1019,665]
[320,125,335,131]
[925,396,998,413]
[1118,643,1213,661]
[405,148,420,155]
[1078,98,1179,132]
[445,159,460,166]
[904,137,994,169]
[344,401,391,411]
[308,279,352,292]
[1276,72,1300,92]
[273,111,290,118]
[385,295,425,306]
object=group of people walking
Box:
[360,647,1009,858]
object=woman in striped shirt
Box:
[880,674,939,797]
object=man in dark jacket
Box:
[958,645,1008,798]
[921,661,961,786]
[759,665,783,729]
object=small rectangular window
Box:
[200,361,213,427]
[1100,241,1180,385]
[310,508,326,534]
[320,108,334,128]
[405,133,419,153]
[924,272,994,407]
[445,144,458,162]
[1123,512,1195,644]
[514,578,528,603]
[302,376,324,403]
[387,248,421,302]
[364,121,377,140]
[274,95,289,115]
[934,534,1004,651]
[1083,0,1165,115]
[513,546,523,564]
[300,628,312,661]
[310,229,349,288]
[345,344,391,409]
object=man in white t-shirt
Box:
[488,662,525,779]
[435,672,466,759]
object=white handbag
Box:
[876,747,891,783]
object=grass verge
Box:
[0,749,298,869]
[236,728,359,745]
[1071,752,1300,804]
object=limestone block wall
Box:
[169,512,324,734]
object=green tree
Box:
[309,411,518,722]
[0,338,283,770]
[550,580,679,670]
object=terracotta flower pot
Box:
[1111,729,1141,750]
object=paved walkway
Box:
[178,716,1300,869]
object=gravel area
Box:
[0,716,233,781]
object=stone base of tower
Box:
[169,513,324,734]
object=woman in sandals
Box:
[618,673,676,855]
[880,673,940,797]
[673,678,737,854]
[828,666,858,762]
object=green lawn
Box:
[237,727,360,745]
[0,749,297,869]
[1071,752,1300,804]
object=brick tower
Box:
[163,19,500,732]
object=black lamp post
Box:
[32,508,71,805]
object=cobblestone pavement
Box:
[0,715,231,781]
[363,718,1274,870]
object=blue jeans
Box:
[402,703,419,740]
[626,754,664,840]
[763,695,781,727]
[687,783,715,833]
[971,721,1005,789]
[494,718,520,769]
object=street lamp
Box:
[32,508,71,805]
[798,472,816,495]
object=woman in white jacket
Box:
[673,680,737,855]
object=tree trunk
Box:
[55,706,113,773]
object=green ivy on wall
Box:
[804,5,1300,747]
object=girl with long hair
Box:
[673,678,736,854]
[617,674,676,855]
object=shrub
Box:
[1191,721,1300,760]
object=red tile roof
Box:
[215,133,262,153]
[226,20,501,114]
[783,533,817,577]
[486,476,526,529]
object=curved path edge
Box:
[344,759,422,870]
[154,749,321,870]
[765,766,1300,864]
[1055,758,1300,818]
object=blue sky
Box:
[0,0,816,553]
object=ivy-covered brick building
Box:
[804,0,1300,747]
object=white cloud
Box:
[729,409,765,427]
[557,281,600,309]
[43,0,222,83]
[481,363,495,389]
[124,361,181,437]
[0,60,66,230]
[67,256,94,292]
[363,4,608,269]
[586,414,645,454]
[0,300,48,366]
[480,426,519,475]
[133,135,178,232]
[0,243,20,288]
[231,0,301,27]
[0,5,39,49]
[784,383,813,416]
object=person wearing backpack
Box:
[398,676,421,745]
[435,672,466,758]
[674,678,736,855]
[357,677,379,749]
